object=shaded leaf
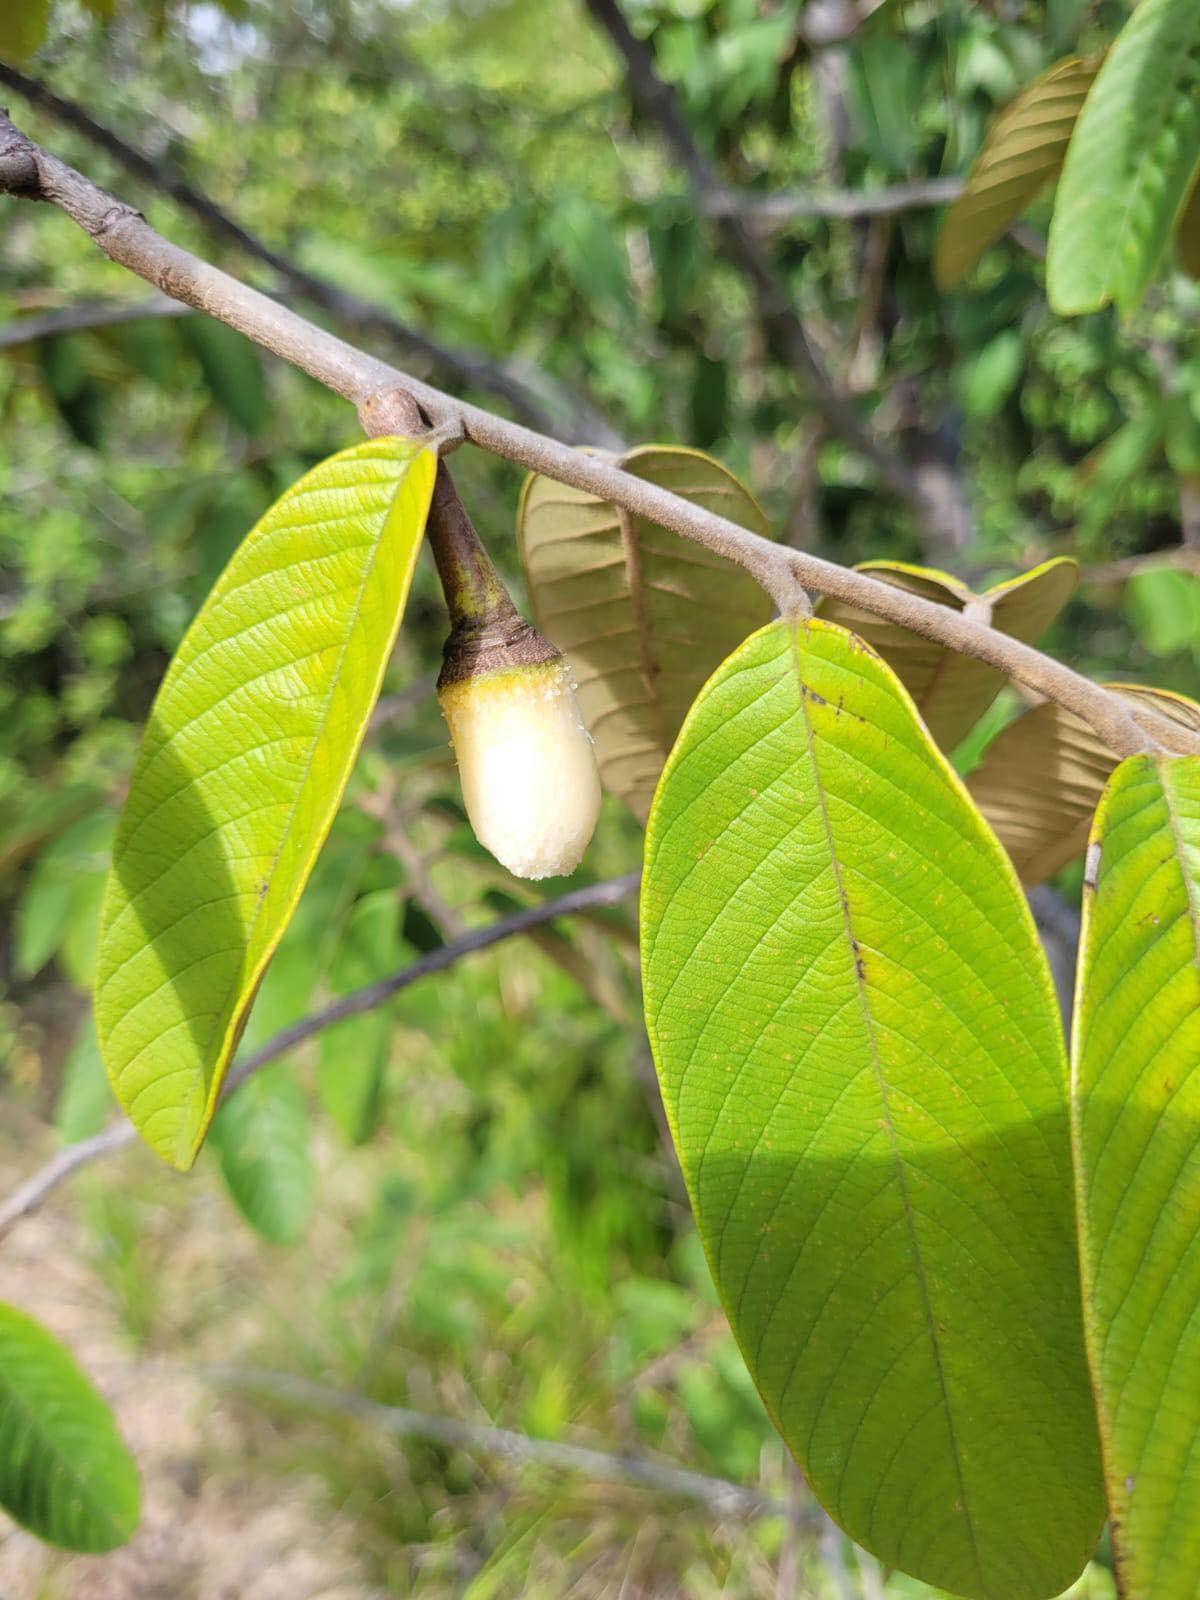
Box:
[816,556,1077,751]
[94,438,435,1170]
[55,1016,114,1145]
[210,1063,314,1244]
[1048,0,1200,316]
[316,890,401,1145]
[178,318,269,436]
[0,1302,140,1552]
[1178,168,1200,278]
[1127,566,1200,656]
[0,0,50,60]
[968,684,1200,885]
[1072,753,1200,1597]
[641,618,1103,1599]
[518,445,773,821]
[935,55,1100,290]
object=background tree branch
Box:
[0,106,1190,760]
[0,59,621,447]
[0,871,642,1240]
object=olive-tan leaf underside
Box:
[517,444,773,821]
[969,684,1200,884]
[817,556,1078,752]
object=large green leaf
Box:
[95,437,436,1171]
[816,557,1077,752]
[211,1063,314,1245]
[0,1302,140,1552]
[969,684,1200,884]
[517,445,773,821]
[1047,0,1200,316]
[935,55,1100,290]
[641,619,1103,1599]
[1072,754,1200,1598]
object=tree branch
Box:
[0,60,620,447]
[710,176,964,223]
[576,0,976,553]
[0,292,192,348]
[0,872,642,1239]
[139,1361,804,1522]
[0,107,1191,760]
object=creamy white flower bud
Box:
[439,658,601,880]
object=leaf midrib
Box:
[788,622,985,1589]
[178,461,409,1166]
[0,1354,126,1546]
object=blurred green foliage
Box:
[0,0,1197,1591]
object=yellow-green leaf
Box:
[641,618,1103,1599]
[816,556,1077,751]
[0,1302,140,1552]
[94,437,435,1171]
[970,684,1200,884]
[1072,753,1200,1597]
[935,55,1100,290]
[517,444,773,821]
[1048,0,1200,316]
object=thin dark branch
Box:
[0,106,1189,759]
[0,292,191,348]
[0,872,641,1239]
[577,0,969,548]
[0,60,620,447]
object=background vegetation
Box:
[1,0,1197,1593]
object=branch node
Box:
[358,384,425,438]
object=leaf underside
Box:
[1047,0,1200,315]
[1073,755,1200,1599]
[816,556,1078,753]
[935,54,1100,290]
[518,444,773,822]
[94,437,436,1170]
[641,619,1103,1600]
[969,684,1200,885]
[0,1302,140,1552]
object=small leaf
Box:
[1073,753,1200,1597]
[0,1302,140,1552]
[0,0,49,63]
[95,438,436,1170]
[518,445,773,821]
[1047,0,1200,316]
[178,318,269,436]
[210,1063,314,1245]
[969,684,1200,885]
[55,1017,115,1145]
[315,890,401,1145]
[641,619,1103,1599]
[935,55,1100,290]
[816,557,1077,751]
[1178,168,1200,278]
[1127,566,1200,656]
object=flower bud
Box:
[439,652,601,881]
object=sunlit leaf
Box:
[969,684,1200,885]
[1047,0,1200,316]
[816,556,1077,751]
[641,619,1103,1599]
[935,55,1100,290]
[1073,753,1200,1596]
[0,1302,140,1552]
[518,445,773,821]
[95,438,436,1171]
